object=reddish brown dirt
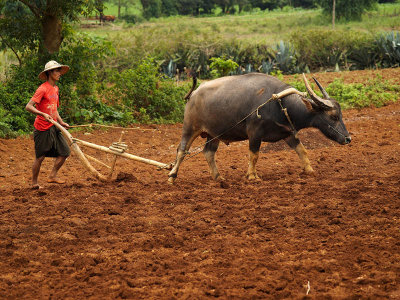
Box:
[0,69,399,299]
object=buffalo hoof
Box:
[214,174,225,182]
[168,176,176,185]
[302,167,315,176]
[246,173,261,181]
[300,170,316,177]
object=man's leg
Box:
[48,156,67,183]
[32,156,45,188]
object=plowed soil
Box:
[0,69,399,299]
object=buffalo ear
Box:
[301,97,315,111]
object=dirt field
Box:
[0,69,399,299]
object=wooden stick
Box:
[84,153,111,169]
[107,131,124,179]
[73,138,170,169]
[68,123,155,131]
[47,120,108,181]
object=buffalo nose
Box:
[345,136,351,144]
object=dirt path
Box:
[0,70,399,299]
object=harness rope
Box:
[317,115,348,139]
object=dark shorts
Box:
[34,125,71,158]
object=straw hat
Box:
[38,60,70,80]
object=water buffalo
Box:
[168,73,351,184]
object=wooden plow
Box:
[49,119,172,181]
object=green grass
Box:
[81,3,400,46]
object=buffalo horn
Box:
[302,74,333,109]
[312,77,330,99]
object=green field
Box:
[84,3,400,46]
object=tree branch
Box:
[0,35,22,66]
[18,0,41,18]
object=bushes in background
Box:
[1,27,400,138]
[106,58,189,123]
[376,31,400,67]
[291,29,400,71]
[153,30,400,78]
[0,34,189,137]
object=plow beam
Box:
[48,119,171,182]
[73,138,170,169]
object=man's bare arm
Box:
[25,99,52,121]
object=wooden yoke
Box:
[256,88,308,119]
[272,88,308,100]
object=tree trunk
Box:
[118,0,121,18]
[332,0,336,29]
[41,14,63,54]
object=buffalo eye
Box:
[331,115,339,121]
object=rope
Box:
[277,98,298,138]
[109,142,128,153]
[167,94,286,166]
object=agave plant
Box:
[160,59,177,78]
[270,41,297,74]
[376,31,400,67]
[325,48,347,70]
[260,59,274,74]
[347,45,380,70]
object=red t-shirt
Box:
[31,82,59,131]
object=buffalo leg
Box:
[168,130,200,184]
[203,136,223,181]
[285,135,314,174]
[247,138,262,180]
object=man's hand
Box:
[60,121,70,129]
[42,113,53,122]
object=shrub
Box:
[326,77,400,108]
[58,32,115,96]
[291,28,387,71]
[109,58,188,123]
[119,14,144,24]
[0,58,39,137]
[142,0,162,19]
[209,57,239,77]
[320,0,378,21]
[291,28,352,71]
[347,38,380,70]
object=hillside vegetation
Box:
[1,3,400,138]
[79,3,400,76]
[97,4,400,45]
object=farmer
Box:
[25,60,71,189]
